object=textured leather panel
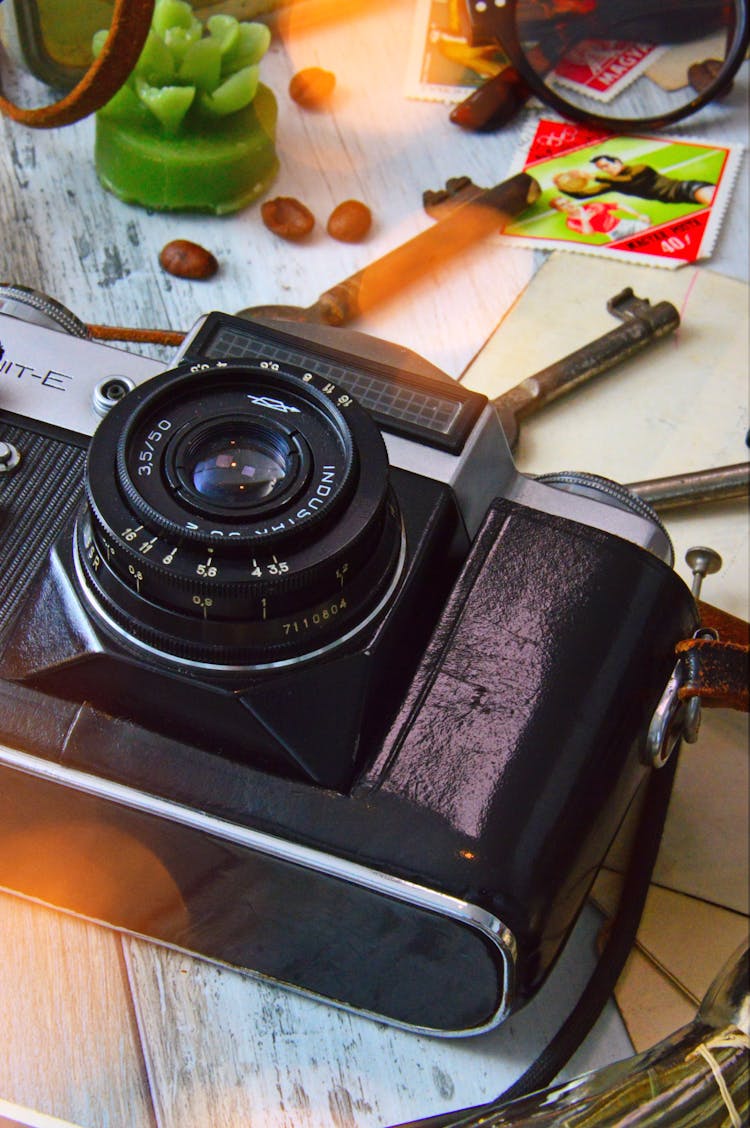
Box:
[0,421,85,646]
[360,498,698,989]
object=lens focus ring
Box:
[114,369,354,549]
[77,358,403,666]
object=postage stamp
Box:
[405,1,663,106]
[551,41,665,104]
[405,0,510,103]
[501,119,745,267]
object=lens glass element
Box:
[182,427,293,508]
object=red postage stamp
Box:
[552,41,665,102]
[502,119,745,267]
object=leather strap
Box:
[87,323,186,347]
[0,0,154,128]
[677,601,749,712]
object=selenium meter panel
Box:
[92,0,278,214]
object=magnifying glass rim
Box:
[493,0,750,132]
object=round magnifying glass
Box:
[512,0,749,131]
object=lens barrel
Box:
[76,359,404,668]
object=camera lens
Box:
[187,434,288,505]
[170,420,302,512]
[76,359,404,669]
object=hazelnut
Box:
[159,240,218,280]
[261,196,315,241]
[326,200,372,243]
[289,67,336,109]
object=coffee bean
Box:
[289,67,336,109]
[688,58,725,95]
[261,196,315,240]
[159,239,218,280]
[327,200,372,243]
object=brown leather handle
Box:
[0,0,154,128]
[314,172,541,326]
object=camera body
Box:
[0,303,697,1034]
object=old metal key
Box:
[628,462,750,510]
[493,288,680,449]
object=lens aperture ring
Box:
[84,489,393,618]
[77,496,404,666]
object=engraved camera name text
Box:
[0,346,73,391]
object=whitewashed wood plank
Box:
[121,903,630,1128]
[0,1096,87,1128]
[2,1,747,374]
[0,892,155,1128]
[0,0,534,379]
[2,4,746,379]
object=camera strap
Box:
[0,0,154,129]
[679,601,750,713]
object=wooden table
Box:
[0,3,747,1125]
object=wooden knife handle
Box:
[314,172,540,326]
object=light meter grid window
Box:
[207,327,461,435]
[345,381,459,433]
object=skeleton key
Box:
[493,288,680,449]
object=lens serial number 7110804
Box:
[283,598,348,635]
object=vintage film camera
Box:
[0,293,697,1035]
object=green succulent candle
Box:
[93,0,278,214]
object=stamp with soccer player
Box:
[502,119,744,266]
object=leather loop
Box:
[676,601,750,712]
[697,600,750,647]
[0,0,154,128]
